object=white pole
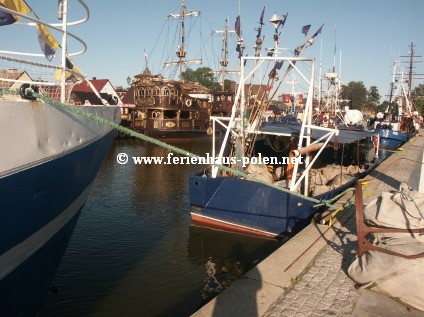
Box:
[318,38,322,109]
[60,0,68,103]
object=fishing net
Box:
[0,54,82,102]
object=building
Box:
[0,70,33,100]
[71,77,122,105]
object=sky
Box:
[1,0,423,101]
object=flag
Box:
[301,24,311,37]
[144,50,149,62]
[234,15,240,36]
[54,57,83,81]
[0,0,31,26]
[37,23,59,61]
[281,13,288,28]
[259,7,265,26]
[65,57,83,78]
[311,23,324,39]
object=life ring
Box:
[185,99,192,107]
[19,83,38,101]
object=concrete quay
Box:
[192,134,424,317]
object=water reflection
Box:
[38,138,282,317]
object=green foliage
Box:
[412,83,424,116]
[364,85,381,113]
[182,67,221,92]
[378,100,390,113]
[224,79,236,91]
[340,81,368,111]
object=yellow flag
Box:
[0,0,31,25]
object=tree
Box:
[377,100,390,113]
[412,83,424,116]
[224,79,236,91]
[340,81,368,111]
[182,67,221,92]
[365,86,381,114]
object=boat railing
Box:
[211,55,340,197]
[0,0,107,104]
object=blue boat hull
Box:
[189,165,374,238]
[378,129,413,148]
[0,130,115,316]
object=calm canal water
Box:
[38,138,282,317]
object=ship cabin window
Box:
[170,97,177,106]
[123,108,129,115]
[146,88,153,96]
[170,88,177,95]
[180,111,191,119]
[192,100,198,107]
[215,96,221,102]
[149,110,162,119]
[153,86,160,96]
[138,88,145,97]
[162,87,170,96]
[164,110,177,119]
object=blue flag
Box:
[37,23,59,61]
[302,25,311,37]
[0,0,31,26]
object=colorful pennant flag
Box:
[0,0,31,26]
[311,24,324,39]
[234,15,241,36]
[37,23,59,61]
[301,24,311,37]
[259,7,265,26]
[54,57,83,81]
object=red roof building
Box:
[71,77,122,105]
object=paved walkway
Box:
[192,134,424,317]
[264,216,359,317]
[264,134,424,317]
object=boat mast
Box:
[166,0,201,81]
[211,18,237,91]
[59,0,68,103]
[178,0,186,81]
[400,42,422,98]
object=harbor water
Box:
[38,138,283,317]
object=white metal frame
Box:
[0,1,107,104]
[210,55,340,197]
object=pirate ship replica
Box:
[129,0,212,138]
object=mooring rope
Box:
[1,88,354,208]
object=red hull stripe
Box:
[190,213,278,238]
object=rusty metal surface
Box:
[355,181,424,259]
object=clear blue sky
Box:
[1,0,423,101]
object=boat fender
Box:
[373,135,379,147]
[207,127,213,135]
[19,83,38,101]
[185,99,192,107]
[107,94,119,105]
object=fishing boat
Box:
[0,1,119,315]
[189,14,378,238]
[373,44,421,149]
